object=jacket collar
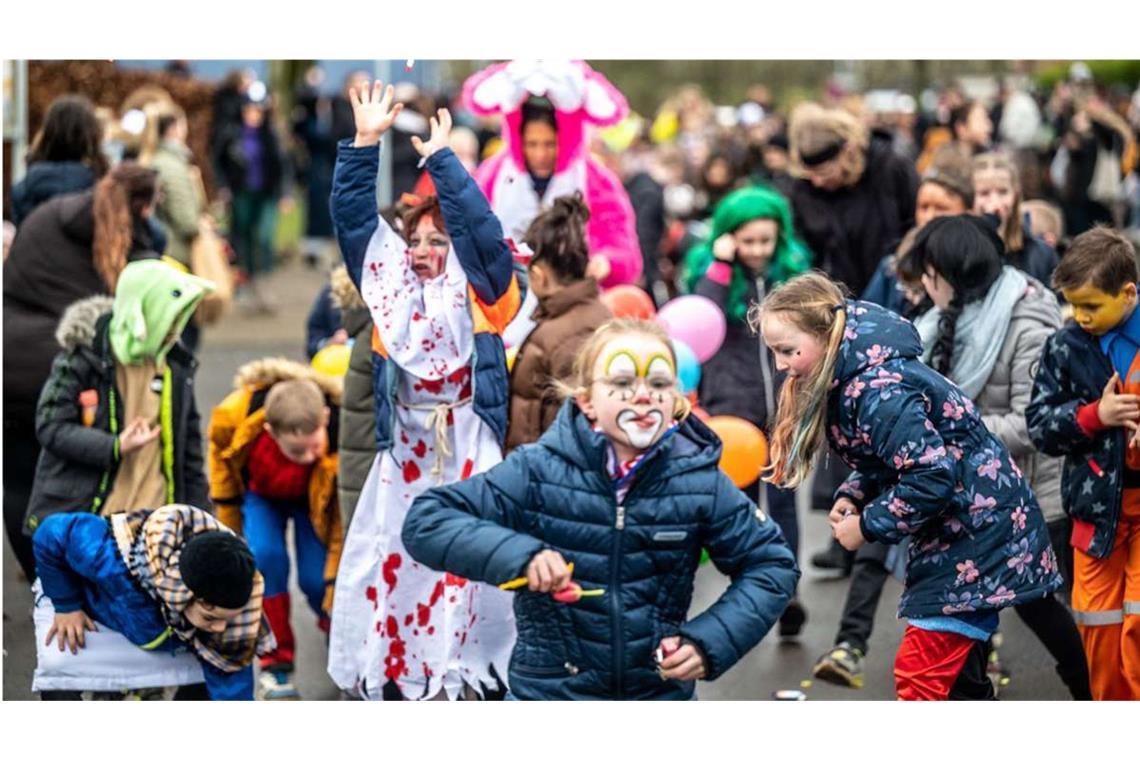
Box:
[534,278,600,321]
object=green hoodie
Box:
[109,259,215,367]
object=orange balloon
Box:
[600,285,656,320]
[706,415,769,488]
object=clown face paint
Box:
[579,334,678,462]
[407,216,451,281]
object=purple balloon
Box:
[656,295,726,363]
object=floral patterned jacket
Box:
[828,300,1061,619]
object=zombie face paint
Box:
[407,216,450,281]
[578,334,678,461]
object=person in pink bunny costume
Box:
[464,60,641,346]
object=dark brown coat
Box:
[505,279,611,452]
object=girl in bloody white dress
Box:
[326,83,520,700]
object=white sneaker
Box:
[257,670,301,700]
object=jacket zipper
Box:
[610,494,624,697]
[91,385,120,513]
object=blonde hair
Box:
[788,102,869,187]
[265,379,326,435]
[1021,200,1064,242]
[973,152,1024,254]
[557,318,692,421]
[749,272,848,489]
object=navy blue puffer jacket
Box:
[830,300,1061,619]
[403,401,798,700]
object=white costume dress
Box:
[327,216,516,701]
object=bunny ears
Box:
[462,60,628,127]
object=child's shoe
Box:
[778,598,808,638]
[258,670,301,700]
[811,642,865,688]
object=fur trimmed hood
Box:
[55,295,114,351]
[329,264,365,311]
[233,357,343,406]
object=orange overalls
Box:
[1072,355,1140,700]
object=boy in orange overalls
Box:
[1028,226,1140,700]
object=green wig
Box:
[681,183,812,323]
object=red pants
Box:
[1072,489,1140,700]
[894,625,992,700]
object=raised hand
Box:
[350,81,404,147]
[410,108,453,159]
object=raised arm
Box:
[330,82,405,292]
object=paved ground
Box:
[2,257,1071,700]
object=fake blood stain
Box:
[382,553,402,594]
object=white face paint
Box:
[617,408,665,449]
[577,334,679,462]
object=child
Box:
[505,193,612,451]
[973,152,1059,287]
[33,504,274,700]
[326,84,520,701]
[901,215,1090,699]
[208,366,344,700]
[1022,199,1066,251]
[402,319,799,700]
[681,184,811,636]
[862,145,974,316]
[1027,226,1140,700]
[25,259,212,534]
[758,272,1061,700]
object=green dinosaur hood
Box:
[109,259,215,366]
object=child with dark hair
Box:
[901,215,1090,699]
[32,504,274,700]
[1028,225,1140,699]
[505,192,612,451]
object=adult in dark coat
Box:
[2,165,159,578]
[9,94,108,226]
[787,103,919,297]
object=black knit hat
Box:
[179,531,256,610]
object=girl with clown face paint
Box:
[401,319,799,700]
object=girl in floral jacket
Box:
[754,272,1061,700]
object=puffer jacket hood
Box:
[328,264,365,311]
[833,299,924,386]
[231,356,344,406]
[1010,276,1062,329]
[55,295,115,352]
[109,260,214,367]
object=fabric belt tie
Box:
[398,395,473,482]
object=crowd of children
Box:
[8,62,1140,703]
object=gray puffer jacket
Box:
[974,276,1064,521]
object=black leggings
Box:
[1012,594,1092,700]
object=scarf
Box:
[914,265,1028,400]
[110,505,275,673]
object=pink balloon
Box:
[655,295,725,363]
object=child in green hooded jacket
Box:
[680,184,812,636]
[25,259,215,534]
